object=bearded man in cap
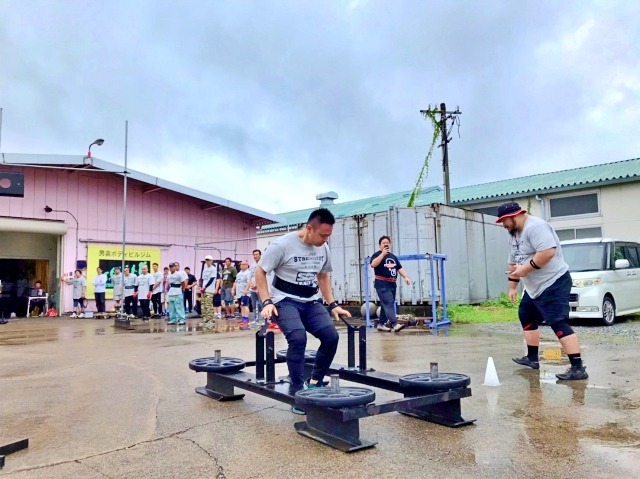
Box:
[496,201,588,381]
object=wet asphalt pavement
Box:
[0,317,639,478]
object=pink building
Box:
[0,153,281,314]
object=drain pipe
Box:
[535,195,546,220]
[353,214,365,304]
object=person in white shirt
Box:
[111,268,123,311]
[248,249,263,324]
[200,255,217,325]
[151,263,164,317]
[92,267,108,313]
[60,270,87,318]
[233,260,252,328]
[122,268,138,318]
[136,265,155,320]
[167,262,188,325]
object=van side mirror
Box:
[614,259,630,269]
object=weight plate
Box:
[399,372,470,391]
[295,387,375,408]
[188,357,246,373]
[275,349,317,362]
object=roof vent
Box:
[316,191,338,207]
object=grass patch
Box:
[447,293,519,324]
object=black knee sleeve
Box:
[519,316,538,331]
[550,320,574,339]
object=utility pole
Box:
[419,103,461,206]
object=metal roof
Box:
[1,153,284,224]
[445,157,640,205]
[260,186,443,233]
[262,158,640,232]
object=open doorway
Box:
[0,259,50,318]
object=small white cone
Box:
[483,357,501,387]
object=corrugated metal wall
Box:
[329,204,509,305]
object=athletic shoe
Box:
[291,405,306,415]
[512,356,540,369]
[377,324,391,332]
[70,313,78,318]
[556,365,588,381]
[177,320,186,325]
[392,323,406,332]
[78,313,85,318]
[304,379,318,389]
[167,321,177,325]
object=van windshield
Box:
[562,243,606,272]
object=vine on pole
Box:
[407,109,440,207]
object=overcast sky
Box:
[1,0,638,214]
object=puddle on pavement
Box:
[0,326,87,346]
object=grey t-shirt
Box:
[508,215,568,299]
[136,273,154,296]
[258,232,332,303]
[112,274,123,296]
[235,269,251,297]
[123,274,137,297]
[72,276,87,299]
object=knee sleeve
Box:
[550,320,574,339]
[519,316,538,331]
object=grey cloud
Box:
[1,0,639,211]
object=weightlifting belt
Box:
[375,275,396,283]
[272,276,318,298]
[170,283,182,288]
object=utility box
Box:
[0,172,25,198]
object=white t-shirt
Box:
[258,232,332,303]
[201,265,217,293]
[92,274,108,293]
[152,271,164,294]
[167,271,188,296]
[136,273,154,296]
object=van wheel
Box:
[601,296,616,326]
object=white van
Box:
[561,238,640,325]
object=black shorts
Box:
[519,271,571,325]
[212,293,222,307]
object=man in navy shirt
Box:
[370,236,411,332]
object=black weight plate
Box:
[295,387,375,408]
[275,349,317,362]
[399,372,470,391]
[189,357,246,373]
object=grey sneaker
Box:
[556,365,588,381]
[377,324,391,332]
[512,356,540,369]
[291,405,306,415]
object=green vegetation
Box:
[447,293,519,324]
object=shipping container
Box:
[327,204,509,305]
